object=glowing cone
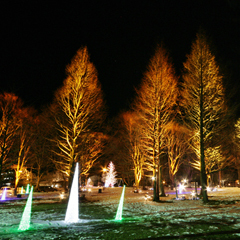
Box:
[1,188,6,200]
[26,184,29,194]
[18,186,33,231]
[115,185,125,221]
[65,162,79,223]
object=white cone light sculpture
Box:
[115,185,125,221]
[65,162,79,223]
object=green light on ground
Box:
[18,186,33,231]
[115,185,125,221]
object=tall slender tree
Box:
[11,107,36,194]
[121,111,144,189]
[52,46,105,190]
[181,32,226,202]
[134,45,178,201]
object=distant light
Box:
[1,188,7,200]
[178,183,185,194]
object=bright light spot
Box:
[178,183,185,194]
[1,188,6,200]
[18,186,33,231]
[191,191,196,199]
[115,185,125,221]
[60,192,65,199]
[65,163,79,223]
[207,186,211,192]
[144,194,152,201]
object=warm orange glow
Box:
[52,47,105,184]
[133,45,178,200]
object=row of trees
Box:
[1,32,240,203]
[0,47,107,192]
[118,32,238,203]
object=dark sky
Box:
[1,1,240,117]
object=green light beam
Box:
[18,186,33,231]
[115,185,125,221]
[26,184,30,194]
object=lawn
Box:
[1,187,240,239]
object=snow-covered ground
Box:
[1,187,240,239]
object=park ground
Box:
[1,187,240,239]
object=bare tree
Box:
[79,131,107,177]
[165,122,189,187]
[12,107,36,193]
[134,45,178,201]
[0,93,23,185]
[233,118,240,184]
[52,46,105,189]
[181,31,227,202]
[121,111,144,189]
[31,113,55,191]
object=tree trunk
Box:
[175,177,178,198]
[218,170,222,187]
[237,168,240,187]
[153,167,159,201]
[200,63,208,203]
[195,181,198,195]
[142,175,146,190]
[159,165,166,196]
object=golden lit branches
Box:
[134,45,178,200]
[52,46,105,187]
[182,32,226,202]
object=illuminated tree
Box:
[52,46,105,189]
[121,111,144,189]
[31,113,55,191]
[12,107,36,193]
[105,161,117,187]
[165,122,189,187]
[79,131,107,177]
[181,32,226,202]
[134,45,178,201]
[234,118,240,183]
[0,93,22,185]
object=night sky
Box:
[1,1,240,117]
